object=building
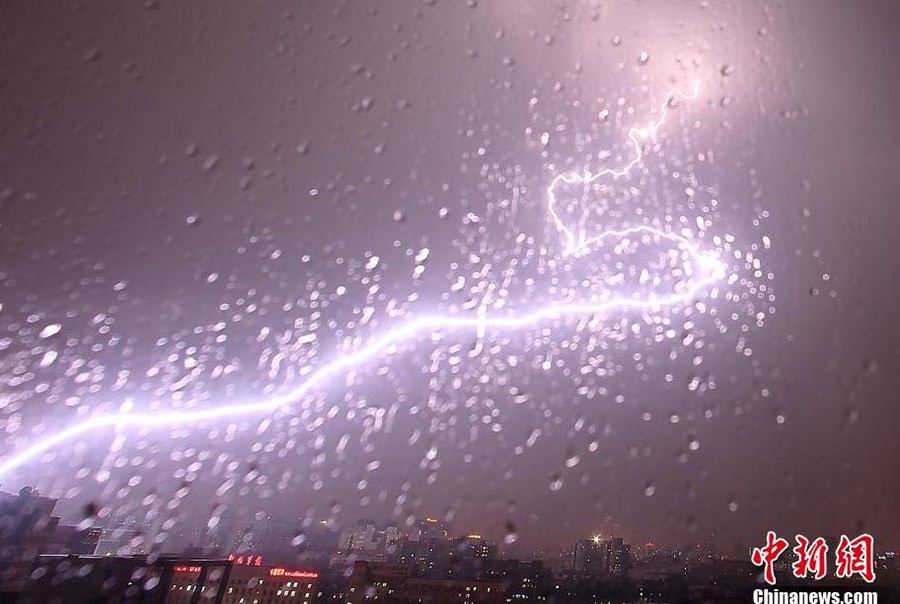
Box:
[347,561,503,603]
[573,539,601,575]
[572,537,631,579]
[344,520,381,559]
[173,558,318,604]
[94,525,147,556]
[601,537,631,578]
[19,554,231,603]
[478,559,552,601]
[0,487,101,598]
[347,561,410,601]
[340,520,413,563]
[458,534,496,563]
[303,520,340,556]
[418,516,450,541]
[18,553,319,604]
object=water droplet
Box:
[39,324,61,339]
[202,155,219,172]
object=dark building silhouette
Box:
[573,539,602,575]
[19,553,320,604]
[18,554,231,604]
[572,536,631,579]
[0,487,101,599]
[602,537,631,578]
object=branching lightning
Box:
[0,81,723,478]
[547,80,701,254]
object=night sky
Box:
[1,0,899,555]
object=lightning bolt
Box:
[547,80,700,254]
[0,81,723,479]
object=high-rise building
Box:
[573,538,601,575]
[573,536,631,578]
[601,537,631,578]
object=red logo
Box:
[792,535,828,580]
[751,531,789,585]
[835,534,875,583]
[752,532,876,585]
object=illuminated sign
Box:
[425,517,439,523]
[173,565,202,573]
[466,534,482,540]
[228,554,264,566]
[268,567,319,579]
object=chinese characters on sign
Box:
[227,553,264,566]
[751,532,875,585]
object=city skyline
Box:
[2,484,894,602]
